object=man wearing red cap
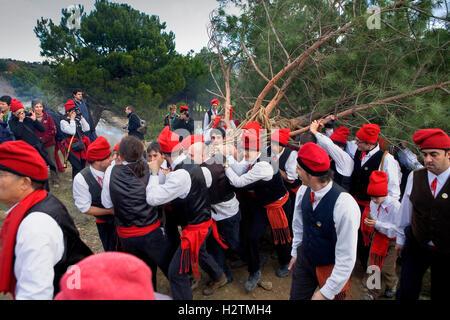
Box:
[73,136,117,252]
[395,128,450,300]
[309,120,354,191]
[203,98,220,132]
[224,124,293,290]
[0,141,92,299]
[172,105,194,137]
[145,127,227,300]
[60,99,92,179]
[349,123,401,269]
[289,143,360,300]
[182,134,243,295]
[362,170,400,300]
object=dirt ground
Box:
[0,163,430,300]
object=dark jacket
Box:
[164,113,178,130]
[36,111,57,147]
[172,116,194,137]
[9,116,45,148]
[0,111,14,144]
[74,99,97,142]
[127,112,144,140]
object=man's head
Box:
[125,106,133,115]
[241,129,261,162]
[271,128,291,154]
[330,126,350,151]
[210,127,226,146]
[72,89,83,101]
[169,104,176,116]
[211,99,219,112]
[413,129,450,175]
[147,141,163,162]
[298,131,317,148]
[157,126,183,165]
[0,141,48,206]
[296,142,332,188]
[32,100,44,117]
[355,124,380,152]
[0,95,12,113]
[179,105,189,117]
[86,136,112,172]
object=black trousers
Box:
[168,227,223,300]
[357,203,370,270]
[119,227,172,291]
[290,245,318,300]
[96,220,119,252]
[396,226,450,300]
[246,199,292,273]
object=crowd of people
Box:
[0,97,448,301]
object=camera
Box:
[185,112,190,118]
[74,106,83,117]
[25,111,32,117]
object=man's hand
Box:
[148,157,164,174]
[29,110,36,121]
[395,244,403,258]
[288,257,296,271]
[18,111,25,122]
[311,290,328,300]
[309,120,321,134]
[70,111,76,121]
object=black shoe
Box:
[276,263,290,278]
[244,270,261,292]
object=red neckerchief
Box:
[0,189,48,298]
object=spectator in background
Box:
[172,105,194,138]
[0,95,14,143]
[164,104,178,130]
[203,98,220,132]
[125,106,144,141]
[33,100,60,187]
[72,89,97,142]
[8,99,56,178]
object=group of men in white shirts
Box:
[1,99,448,300]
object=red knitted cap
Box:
[356,124,380,144]
[86,136,111,162]
[330,126,350,145]
[65,100,76,112]
[181,134,205,150]
[179,105,189,112]
[271,128,291,146]
[55,252,156,300]
[241,130,260,151]
[297,142,330,176]
[10,99,24,113]
[0,140,48,181]
[157,126,182,153]
[413,128,450,150]
[367,170,388,197]
[211,98,219,105]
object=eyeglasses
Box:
[355,138,369,145]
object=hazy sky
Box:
[0,0,228,62]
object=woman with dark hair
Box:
[33,100,60,187]
[101,135,171,291]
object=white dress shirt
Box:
[395,166,450,246]
[225,155,274,188]
[73,166,105,213]
[352,144,402,201]
[4,205,64,300]
[271,147,299,181]
[314,132,354,177]
[146,155,192,206]
[369,196,401,239]
[60,118,90,135]
[203,109,217,132]
[291,182,361,300]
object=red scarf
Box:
[370,232,395,269]
[179,219,228,279]
[0,189,48,298]
[264,192,291,245]
[359,203,373,247]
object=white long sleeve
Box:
[370,196,401,239]
[13,212,64,300]
[225,160,273,188]
[315,132,354,177]
[60,118,90,135]
[101,164,114,209]
[73,166,105,213]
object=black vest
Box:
[246,158,288,206]
[80,167,114,223]
[207,110,213,125]
[350,149,385,202]
[410,168,450,253]
[201,154,235,205]
[330,160,351,192]
[23,194,92,295]
[109,163,159,227]
[267,146,301,191]
[172,160,211,226]
[301,183,343,267]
